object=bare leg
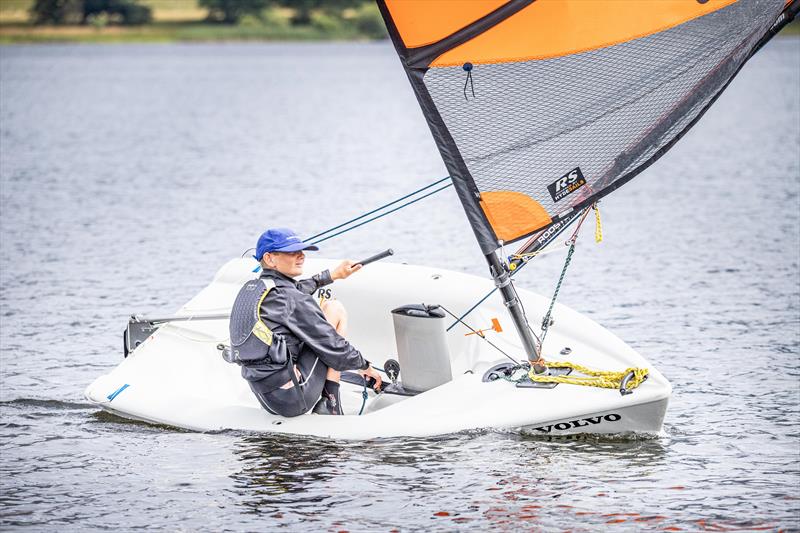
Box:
[321,299,348,383]
[321,299,348,335]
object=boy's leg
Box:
[321,299,348,383]
[313,299,349,415]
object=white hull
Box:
[85,258,671,440]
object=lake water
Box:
[1,40,798,531]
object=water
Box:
[1,41,798,531]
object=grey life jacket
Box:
[224,278,297,394]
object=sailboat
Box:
[85,0,798,439]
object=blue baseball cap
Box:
[254,228,319,261]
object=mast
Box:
[485,250,546,373]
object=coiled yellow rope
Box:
[528,361,648,391]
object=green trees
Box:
[26,0,387,39]
[351,3,386,39]
[31,0,152,25]
[83,0,152,25]
[199,0,270,24]
[277,0,362,26]
[195,0,386,38]
[30,0,83,24]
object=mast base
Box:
[530,360,548,375]
[516,366,572,388]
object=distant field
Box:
[0,0,30,23]
[0,22,376,43]
[0,0,387,42]
[0,0,206,23]
[138,0,207,22]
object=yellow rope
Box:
[528,360,648,391]
[594,204,603,243]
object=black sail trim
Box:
[404,0,534,69]
[377,0,503,253]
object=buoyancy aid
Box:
[224,279,305,406]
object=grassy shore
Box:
[1,0,798,44]
[0,21,381,43]
[0,0,387,43]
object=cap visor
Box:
[274,242,319,252]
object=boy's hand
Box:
[360,366,383,391]
[331,260,362,281]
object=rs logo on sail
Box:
[548,166,587,202]
[532,413,621,433]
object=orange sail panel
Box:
[480,191,551,243]
[383,0,508,49]
[431,0,739,66]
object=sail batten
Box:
[379,0,793,251]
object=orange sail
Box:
[378,0,796,252]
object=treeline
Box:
[29,0,386,38]
[32,0,152,25]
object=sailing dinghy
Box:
[85,0,798,439]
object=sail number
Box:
[316,288,332,300]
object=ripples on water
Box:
[1,40,799,530]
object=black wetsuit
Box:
[251,268,369,416]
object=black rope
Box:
[358,380,368,415]
[309,184,452,246]
[306,176,452,243]
[535,207,593,346]
[247,177,453,270]
[463,62,475,100]
[539,242,576,347]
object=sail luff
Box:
[377,0,548,363]
[377,0,501,255]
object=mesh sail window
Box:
[378,0,794,254]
